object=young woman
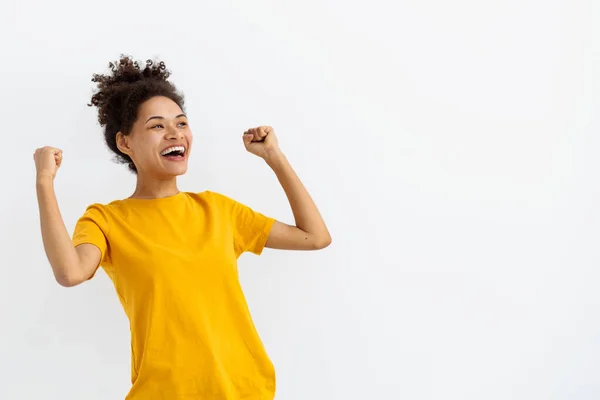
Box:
[33,56,331,399]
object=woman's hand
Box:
[34,146,63,181]
[242,126,281,162]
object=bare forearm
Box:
[265,151,330,243]
[36,179,81,285]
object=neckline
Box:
[120,191,185,202]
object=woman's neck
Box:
[130,175,180,199]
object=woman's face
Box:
[117,96,193,178]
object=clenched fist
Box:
[242,126,280,160]
[34,146,63,181]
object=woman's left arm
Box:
[243,126,332,251]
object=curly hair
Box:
[88,55,185,173]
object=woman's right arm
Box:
[34,147,100,287]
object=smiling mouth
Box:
[160,145,186,159]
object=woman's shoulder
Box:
[182,190,232,205]
[182,190,246,214]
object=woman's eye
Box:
[152,124,164,129]
[178,122,187,127]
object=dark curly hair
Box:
[88,55,185,173]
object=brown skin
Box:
[34,149,98,287]
[116,96,193,198]
[242,125,332,250]
[34,96,331,287]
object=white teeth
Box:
[160,146,185,156]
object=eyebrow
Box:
[145,114,187,123]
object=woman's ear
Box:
[116,132,131,155]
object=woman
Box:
[33,56,331,399]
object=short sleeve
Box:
[210,192,275,257]
[72,204,111,274]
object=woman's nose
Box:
[165,125,183,140]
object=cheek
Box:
[131,141,158,162]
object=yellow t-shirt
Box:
[72,191,276,399]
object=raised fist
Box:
[34,146,63,180]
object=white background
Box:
[1,0,599,399]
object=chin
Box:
[169,166,188,177]
[156,164,188,178]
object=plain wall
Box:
[1,0,599,399]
